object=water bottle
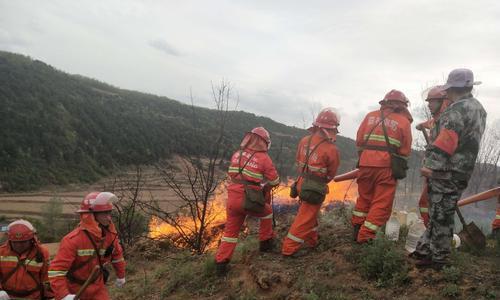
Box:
[406,210,418,226]
[405,218,426,252]
[385,212,401,241]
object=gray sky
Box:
[1,0,499,139]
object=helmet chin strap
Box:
[321,128,336,141]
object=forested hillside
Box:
[0,51,357,191]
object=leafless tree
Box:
[140,80,234,254]
[467,119,500,194]
[104,166,149,252]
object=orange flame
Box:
[148,178,358,248]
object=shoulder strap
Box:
[380,111,396,153]
[361,112,392,147]
[301,135,328,174]
[237,150,257,176]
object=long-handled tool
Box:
[75,265,101,300]
[417,127,486,249]
[458,187,500,207]
[333,169,359,182]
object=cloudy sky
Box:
[1,0,499,139]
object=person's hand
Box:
[0,290,10,300]
[420,167,433,178]
[62,295,75,300]
[115,277,126,288]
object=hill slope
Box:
[0,51,357,191]
[108,208,500,300]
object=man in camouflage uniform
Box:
[412,68,487,270]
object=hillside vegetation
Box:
[108,208,500,300]
[0,51,357,191]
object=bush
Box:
[441,283,460,298]
[357,236,410,287]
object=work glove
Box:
[62,294,76,300]
[0,290,10,300]
[115,277,126,288]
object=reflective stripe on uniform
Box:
[419,207,429,213]
[77,249,106,256]
[496,215,500,220]
[26,260,43,267]
[221,236,238,243]
[0,256,42,267]
[0,256,18,263]
[363,134,401,147]
[268,177,280,186]
[48,270,67,278]
[112,257,125,264]
[352,210,368,217]
[260,213,273,220]
[364,220,379,232]
[297,162,327,174]
[286,232,304,243]
[228,167,264,180]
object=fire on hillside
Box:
[148,179,358,249]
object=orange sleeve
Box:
[111,237,126,279]
[40,247,55,298]
[326,146,340,180]
[398,120,412,157]
[262,154,280,186]
[49,236,76,299]
[356,116,368,147]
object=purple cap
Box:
[442,68,481,90]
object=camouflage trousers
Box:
[414,178,467,263]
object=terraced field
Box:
[0,168,190,220]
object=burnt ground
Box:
[109,208,500,300]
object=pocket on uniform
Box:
[299,178,327,205]
[243,186,265,213]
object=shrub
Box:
[357,236,410,287]
[441,283,460,298]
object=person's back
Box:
[427,95,486,179]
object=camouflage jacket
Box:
[424,94,487,180]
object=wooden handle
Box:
[333,169,360,182]
[75,265,101,300]
[457,187,500,207]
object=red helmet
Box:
[77,192,117,213]
[250,127,271,146]
[312,107,340,129]
[7,219,36,241]
[381,89,409,105]
[425,86,447,101]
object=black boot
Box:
[353,224,361,242]
[259,238,274,252]
[215,261,228,276]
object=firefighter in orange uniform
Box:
[282,108,341,256]
[352,90,413,243]
[0,220,53,300]
[215,127,280,275]
[48,192,126,300]
[493,195,500,239]
[415,86,450,227]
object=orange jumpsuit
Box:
[353,108,412,242]
[282,133,340,255]
[0,242,52,299]
[492,201,500,231]
[215,149,280,263]
[49,214,125,300]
